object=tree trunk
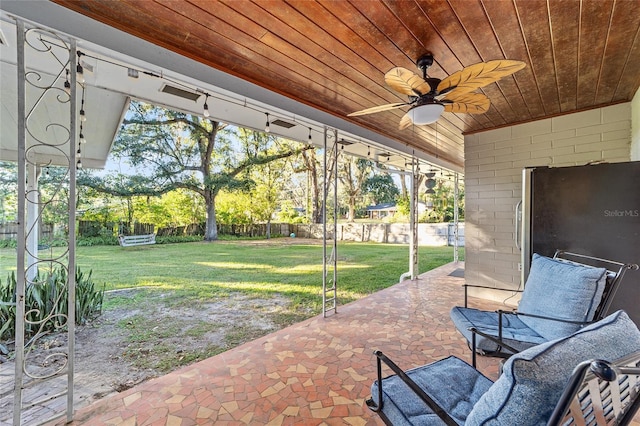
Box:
[312,172,322,224]
[348,203,356,222]
[266,219,271,239]
[204,192,218,241]
[126,197,134,233]
[302,151,322,224]
[400,175,408,198]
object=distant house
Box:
[366,203,396,219]
[366,202,430,219]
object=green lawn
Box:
[1,239,463,371]
[0,240,463,314]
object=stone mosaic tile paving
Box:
[45,262,639,425]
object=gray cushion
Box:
[449,307,546,353]
[372,356,493,425]
[465,310,640,425]
[518,253,606,340]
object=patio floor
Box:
[40,262,500,425]
[41,261,638,425]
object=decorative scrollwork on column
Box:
[20,25,73,383]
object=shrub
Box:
[155,235,203,244]
[419,210,443,223]
[77,235,119,246]
[0,266,104,342]
[216,234,284,241]
[0,239,16,248]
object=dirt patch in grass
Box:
[87,289,301,400]
[3,288,308,410]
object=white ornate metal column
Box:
[322,127,338,317]
[12,18,77,425]
[453,172,460,263]
[409,159,419,280]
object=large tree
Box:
[363,173,399,205]
[427,178,465,222]
[79,101,305,241]
[238,128,294,238]
[297,149,322,223]
[338,157,373,222]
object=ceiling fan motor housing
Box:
[416,53,434,70]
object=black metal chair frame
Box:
[367,350,459,426]
[462,251,638,366]
[368,349,640,426]
[549,350,640,425]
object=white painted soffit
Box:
[0,16,128,169]
[0,2,463,173]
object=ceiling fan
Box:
[348,54,526,129]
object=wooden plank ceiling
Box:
[53,0,640,169]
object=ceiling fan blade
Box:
[347,102,409,117]
[398,113,413,130]
[443,92,491,114]
[385,67,431,96]
[437,60,526,96]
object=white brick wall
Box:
[464,103,632,303]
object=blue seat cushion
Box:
[449,307,547,353]
[466,310,640,425]
[518,254,606,340]
[371,356,493,426]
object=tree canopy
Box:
[0,100,462,237]
[79,101,307,240]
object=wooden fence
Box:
[78,220,114,237]
[157,223,203,236]
[216,223,291,237]
[0,222,54,240]
[0,221,465,246]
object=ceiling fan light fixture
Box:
[408,103,444,125]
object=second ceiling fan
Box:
[348,54,526,128]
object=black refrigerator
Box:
[519,162,640,325]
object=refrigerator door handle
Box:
[515,200,522,250]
